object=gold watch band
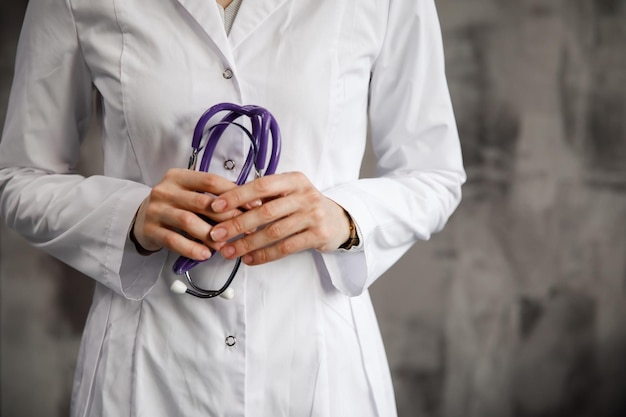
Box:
[339,211,360,250]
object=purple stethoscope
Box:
[170,103,281,299]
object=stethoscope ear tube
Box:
[171,103,281,299]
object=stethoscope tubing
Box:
[171,103,281,298]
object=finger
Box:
[209,195,301,243]
[156,187,242,224]
[165,169,242,195]
[150,173,243,220]
[148,225,212,261]
[242,199,263,211]
[169,211,231,252]
[218,212,310,259]
[157,170,255,221]
[211,172,306,213]
[151,206,210,238]
[242,231,315,265]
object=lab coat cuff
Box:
[323,185,374,253]
[338,217,364,252]
[113,187,167,300]
[321,185,377,296]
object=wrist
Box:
[338,210,360,251]
[129,203,161,256]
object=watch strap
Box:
[338,211,360,250]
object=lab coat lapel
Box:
[229,0,290,49]
[175,0,234,62]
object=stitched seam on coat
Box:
[129,300,145,417]
[80,290,114,417]
[348,297,383,417]
[63,0,109,413]
[112,0,150,186]
[67,0,95,143]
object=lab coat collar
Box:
[229,0,290,49]
[175,0,289,60]
[175,0,232,62]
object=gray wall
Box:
[2,0,625,416]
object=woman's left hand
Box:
[209,171,351,265]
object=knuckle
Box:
[238,237,251,253]
[290,171,310,189]
[306,188,323,203]
[230,217,246,235]
[227,188,244,207]
[291,171,307,182]
[200,173,218,189]
[143,204,159,221]
[279,239,297,256]
[192,246,205,259]
[140,223,156,240]
[265,222,283,239]
[193,192,211,210]
[162,169,175,180]
[163,168,184,182]
[310,206,325,223]
[317,225,332,242]
[178,211,196,229]
[258,202,276,220]
[225,208,242,220]
[150,184,167,201]
[162,232,179,249]
[253,176,272,194]
[255,249,268,264]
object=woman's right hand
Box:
[131,168,250,260]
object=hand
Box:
[208,171,351,265]
[132,168,254,260]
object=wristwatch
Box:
[339,211,360,250]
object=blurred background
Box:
[2,0,626,416]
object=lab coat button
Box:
[225,335,236,347]
[222,68,233,79]
[224,159,236,170]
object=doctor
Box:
[0,0,465,416]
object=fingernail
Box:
[222,246,235,257]
[211,199,227,212]
[251,199,262,208]
[200,248,212,260]
[243,255,253,264]
[210,227,227,241]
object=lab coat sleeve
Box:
[320,0,465,296]
[0,0,167,300]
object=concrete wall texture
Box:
[2,0,625,416]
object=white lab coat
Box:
[0,0,465,415]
